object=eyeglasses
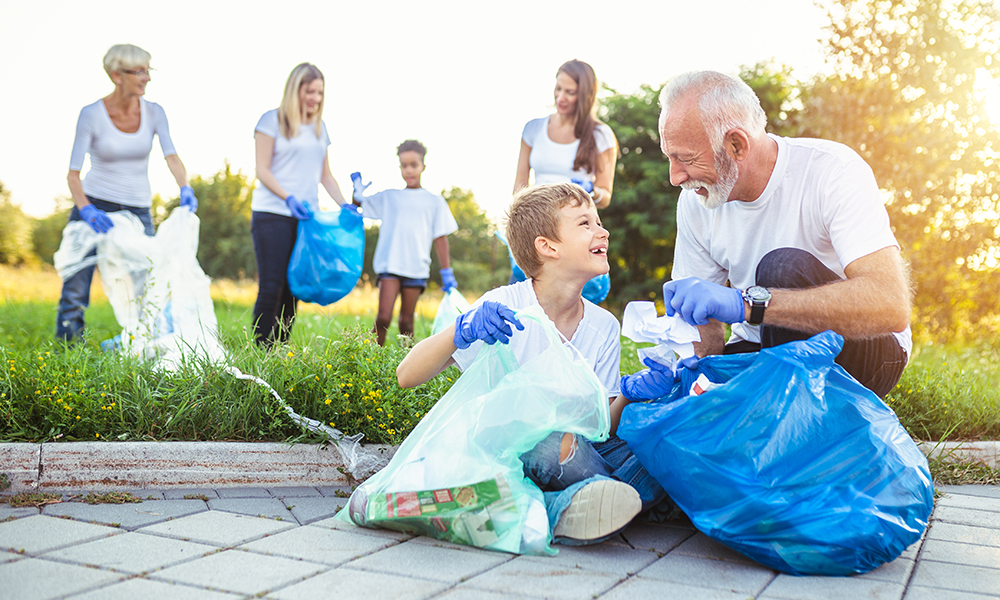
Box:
[121,68,153,78]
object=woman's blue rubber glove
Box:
[662,277,744,326]
[440,268,457,292]
[454,301,524,349]
[342,203,361,216]
[350,172,372,203]
[285,195,313,220]
[570,178,594,194]
[179,185,198,212]
[79,204,114,234]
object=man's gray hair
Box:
[659,71,767,152]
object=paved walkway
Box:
[1,484,998,600]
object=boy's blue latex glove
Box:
[454,300,524,349]
[620,356,700,401]
[79,204,114,234]
[440,268,457,292]
[570,178,594,194]
[663,277,744,326]
[179,185,198,212]
[350,172,372,202]
[285,195,314,220]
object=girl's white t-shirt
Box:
[252,109,331,216]
[69,98,177,207]
[521,116,616,185]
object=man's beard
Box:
[682,148,739,209]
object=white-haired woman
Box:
[251,62,353,347]
[58,43,197,343]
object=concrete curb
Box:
[0,442,396,493]
[917,439,999,468]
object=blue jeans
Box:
[55,197,154,342]
[724,248,908,398]
[520,431,669,545]
[251,211,299,347]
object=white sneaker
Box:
[553,479,641,541]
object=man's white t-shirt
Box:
[68,98,177,207]
[521,116,616,185]
[252,109,331,216]
[452,279,622,398]
[363,187,458,279]
[671,134,912,355]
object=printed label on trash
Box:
[361,475,519,548]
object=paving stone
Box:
[216,487,271,499]
[407,533,511,553]
[635,552,776,595]
[240,525,398,565]
[758,574,905,599]
[42,498,207,530]
[920,538,1000,569]
[66,577,244,599]
[937,493,1000,513]
[927,521,1000,548]
[938,485,1000,500]
[138,509,295,546]
[268,486,321,497]
[149,548,327,596]
[1,551,23,564]
[0,505,39,521]
[854,556,915,584]
[670,532,759,565]
[43,531,218,574]
[310,514,414,541]
[207,497,292,521]
[348,539,512,583]
[316,485,354,498]
[460,557,623,600]
[0,514,122,554]
[909,559,1000,596]
[518,541,659,576]
[904,585,1000,600]
[613,521,696,554]
[163,488,218,500]
[934,505,1000,529]
[282,495,346,524]
[0,557,122,599]
[267,566,448,600]
[600,577,754,600]
[435,587,546,600]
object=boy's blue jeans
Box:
[55,197,154,342]
[520,431,668,545]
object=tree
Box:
[31,197,73,266]
[804,0,1000,341]
[430,187,507,294]
[0,181,36,267]
[165,164,256,279]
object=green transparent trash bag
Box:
[339,304,610,555]
[431,289,472,335]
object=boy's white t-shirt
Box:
[68,98,177,207]
[671,134,911,355]
[363,187,459,279]
[451,279,621,398]
[251,109,331,216]
[521,116,616,185]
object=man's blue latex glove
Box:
[440,268,457,292]
[79,204,114,234]
[619,356,699,401]
[662,277,745,326]
[454,300,525,349]
[179,185,198,212]
[350,172,372,202]
[342,203,361,216]
[285,195,313,220]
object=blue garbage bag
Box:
[287,206,365,306]
[618,331,933,576]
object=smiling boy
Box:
[397,182,668,545]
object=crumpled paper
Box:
[622,301,701,371]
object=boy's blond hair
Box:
[505,183,594,278]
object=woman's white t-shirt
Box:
[68,98,177,207]
[252,109,331,216]
[521,116,616,185]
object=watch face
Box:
[746,286,771,302]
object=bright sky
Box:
[0,0,830,220]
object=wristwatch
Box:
[742,286,771,325]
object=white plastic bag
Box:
[53,221,100,281]
[431,289,471,335]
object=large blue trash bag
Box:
[618,331,933,576]
[287,206,365,306]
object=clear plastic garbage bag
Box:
[287,205,365,306]
[618,331,934,576]
[97,209,225,369]
[53,221,100,281]
[431,289,471,335]
[339,304,610,555]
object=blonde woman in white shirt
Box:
[58,43,197,342]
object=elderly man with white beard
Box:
[649,70,911,399]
